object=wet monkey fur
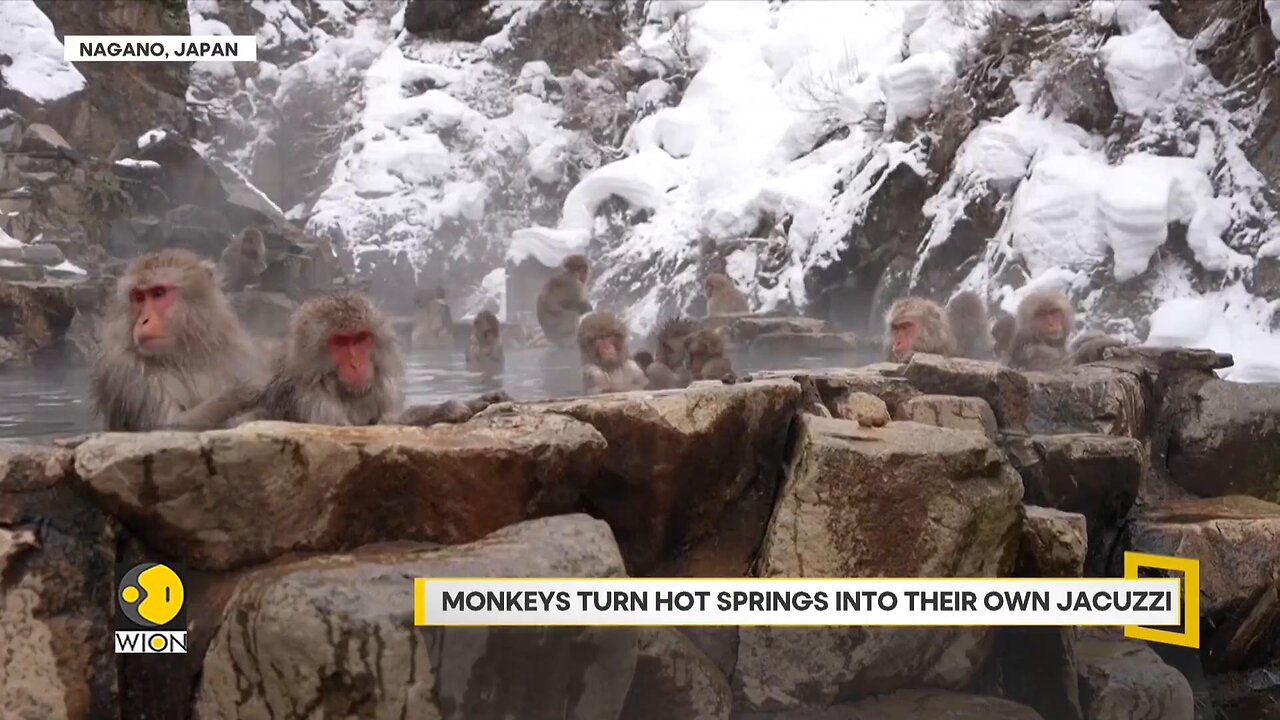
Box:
[252,292,405,426]
[466,310,504,376]
[644,317,700,389]
[578,311,647,395]
[1006,290,1075,371]
[92,249,268,431]
[685,328,734,381]
[537,254,593,347]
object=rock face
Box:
[515,379,801,574]
[620,628,732,720]
[1075,631,1194,720]
[1016,506,1088,578]
[0,444,118,720]
[0,279,79,366]
[903,354,1031,431]
[1003,434,1143,574]
[75,413,606,571]
[832,391,890,427]
[737,417,1024,710]
[1121,496,1280,619]
[736,690,1045,719]
[1165,378,1280,502]
[1025,365,1146,437]
[195,514,641,720]
[894,394,998,439]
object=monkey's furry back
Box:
[946,291,995,360]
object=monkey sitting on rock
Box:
[704,273,749,316]
[1005,290,1076,372]
[685,327,734,381]
[219,227,269,292]
[578,312,647,395]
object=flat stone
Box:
[894,394,997,439]
[1166,378,1280,502]
[736,690,1045,719]
[75,412,607,571]
[1075,631,1194,720]
[832,391,890,427]
[1017,506,1087,578]
[903,354,1031,431]
[1026,364,1146,437]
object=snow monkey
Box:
[252,292,406,426]
[685,327,734,381]
[411,285,453,349]
[643,317,700,389]
[991,309,1016,360]
[218,227,269,292]
[704,273,749,316]
[536,254,592,347]
[885,297,958,362]
[578,311,647,395]
[946,290,996,360]
[92,249,268,431]
[1006,290,1075,371]
[466,310,504,377]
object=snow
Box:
[880,51,956,126]
[0,228,21,249]
[0,1,85,103]
[1269,0,1280,42]
[114,159,162,170]
[1099,12,1200,117]
[1147,290,1280,383]
[137,129,168,150]
[507,227,589,267]
[51,260,87,276]
[462,267,508,322]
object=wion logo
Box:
[114,562,187,654]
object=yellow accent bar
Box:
[1123,551,1200,649]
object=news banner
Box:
[412,552,1201,649]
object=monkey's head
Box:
[290,293,400,396]
[238,228,264,258]
[684,328,725,363]
[563,254,590,284]
[473,310,500,343]
[885,297,946,362]
[577,311,627,368]
[704,273,733,298]
[118,249,221,359]
[1018,291,1074,346]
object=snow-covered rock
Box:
[0,1,85,104]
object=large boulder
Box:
[1025,365,1146,437]
[0,279,79,366]
[756,367,919,417]
[1074,631,1194,720]
[1002,434,1143,574]
[1165,378,1280,502]
[736,417,1024,710]
[0,443,118,720]
[1121,496,1280,672]
[902,354,1031,431]
[75,413,607,571]
[995,627,1082,720]
[195,514,641,720]
[510,378,801,574]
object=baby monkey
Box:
[578,312,647,395]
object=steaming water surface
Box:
[0,345,862,443]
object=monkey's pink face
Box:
[130,285,177,355]
[594,337,619,364]
[889,320,917,357]
[1036,309,1066,341]
[328,330,374,391]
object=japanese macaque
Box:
[947,290,996,360]
[704,273,749,316]
[685,328,734,381]
[1069,330,1126,365]
[578,312,647,395]
[466,310,504,377]
[885,297,958,362]
[1006,291,1075,371]
[411,286,453,349]
[536,254,592,347]
[644,317,699,389]
[92,249,268,431]
[219,227,269,292]
[991,309,1016,360]
[252,293,405,425]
